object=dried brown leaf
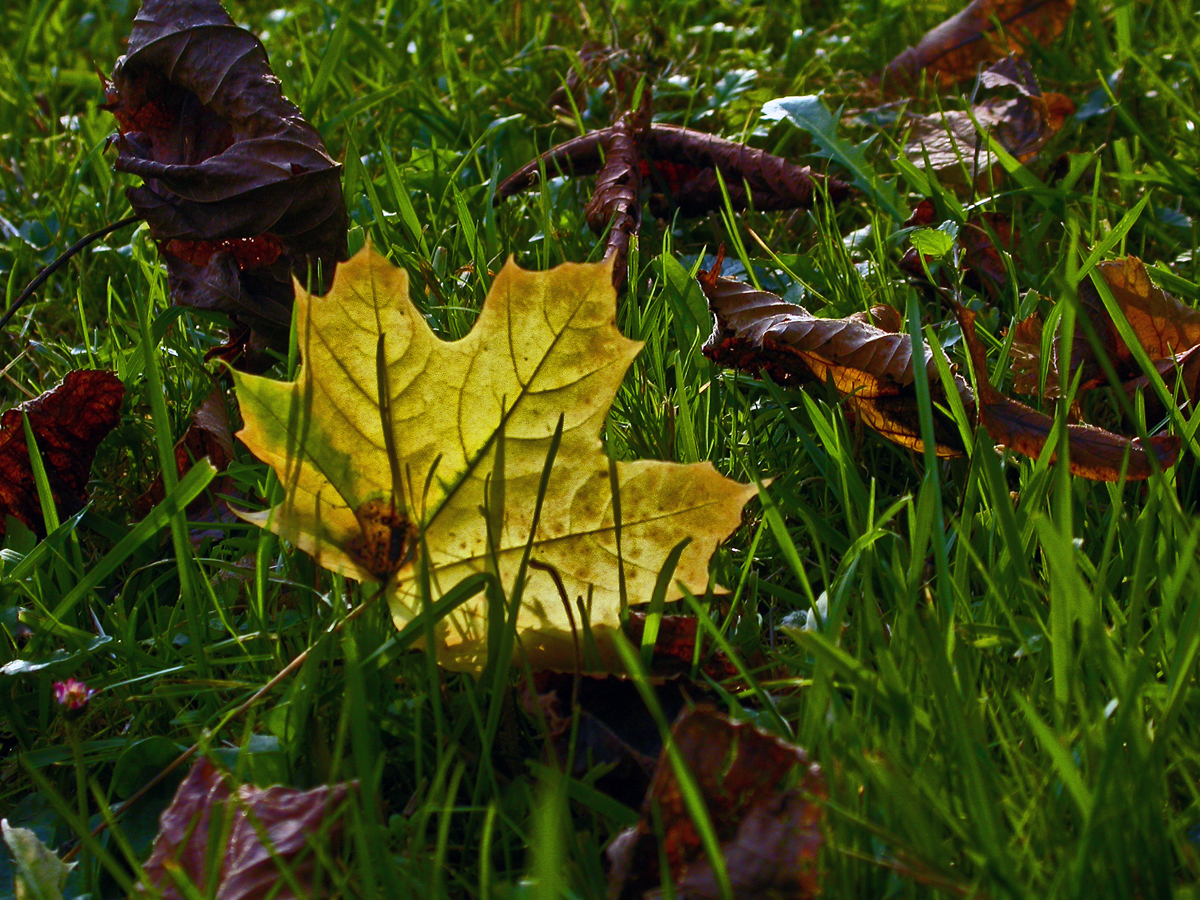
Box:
[137,759,350,900]
[903,57,1072,181]
[105,0,348,352]
[958,305,1179,480]
[0,370,124,539]
[701,272,969,456]
[497,124,850,219]
[606,706,825,900]
[136,388,236,517]
[883,0,1076,90]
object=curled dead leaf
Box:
[883,0,1076,90]
[105,0,348,354]
[1011,256,1200,408]
[700,269,970,457]
[498,123,850,230]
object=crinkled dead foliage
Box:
[234,246,757,671]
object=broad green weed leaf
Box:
[2,819,73,900]
[234,246,757,671]
[761,94,907,221]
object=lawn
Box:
[3,0,1200,897]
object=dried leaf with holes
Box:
[233,245,758,672]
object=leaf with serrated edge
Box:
[234,246,758,671]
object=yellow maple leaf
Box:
[233,246,758,671]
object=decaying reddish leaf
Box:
[136,388,236,517]
[528,672,717,810]
[607,706,825,900]
[137,759,349,900]
[105,0,348,354]
[900,198,1016,297]
[1010,257,1200,404]
[700,268,969,456]
[903,57,1073,182]
[958,305,1179,480]
[883,0,1076,90]
[0,370,124,539]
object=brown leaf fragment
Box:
[903,57,1073,182]
[1008,311,1047,396]
[883,0,1076,90]
[957,305,1179,480]
[548,43,629,117]
[137,758,350,900]
[606,706,825,900]
[136,388,235,517]
[0,370,124,539]
[700,270,969,456]
[496,129,609,199]
[624,612,742,681]
[105,0,349,352]
[644,124,851,216]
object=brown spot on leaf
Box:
[347,498,416,579]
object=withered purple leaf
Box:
[137,759,350,900]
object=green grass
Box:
[4,0,1200,897]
